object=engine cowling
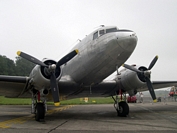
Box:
[119,65,146,94]
[29,59,62,90]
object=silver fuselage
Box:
[62,27,138,86]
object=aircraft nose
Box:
[116,30,138,51]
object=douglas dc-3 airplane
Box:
[1,25,177,121]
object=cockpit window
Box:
[106,28,117,33]
[93,31,98,40]
[99,30,105,36]
[93,27,118,40]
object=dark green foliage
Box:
[0,55,16,75]
[0,55,35,76]
[15,56,35,76]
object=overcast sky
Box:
[1,0,177,81]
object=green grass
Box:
[0,96,31,105]
[0,96,114,105]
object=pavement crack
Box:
[48,121,68,133]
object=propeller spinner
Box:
[122,56,158,102]
[17,50,79,106]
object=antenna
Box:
[94,25,105,29]
[77,39,81,42]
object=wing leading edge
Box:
[151,81,177,90]
[137,81,177,92]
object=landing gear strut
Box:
[31,91,47,121]
[112,91,129,117]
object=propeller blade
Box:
[145,77,157,102]
[148,55,158,70]
[57,49,79,67]
[123,64,142,73]
[17,51,48,67]
[50,72,60,106]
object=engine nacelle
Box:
[119,65,146,93]
[29,59,62,90]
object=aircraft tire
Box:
[118,101,129,117]
[35,103,45,121]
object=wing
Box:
[0,75,30,98]
[127,80,177,94]
[153,81,177,89]
[141,81,177,91]
[90,79,177,97]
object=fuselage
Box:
[62,26,138,86]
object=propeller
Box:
[17,51,48,67]
[122,56,158,102]
[17,50,79,106]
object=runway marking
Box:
[0,115,33,128]
[0,105,75,128]
[46,105,75,115]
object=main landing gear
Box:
[31,91,47,121]
[112,91,129,117]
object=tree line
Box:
[0,55,35,76]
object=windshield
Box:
[93,27,118,40]
[106,28,118,33]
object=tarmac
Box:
[0,101,177,133]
